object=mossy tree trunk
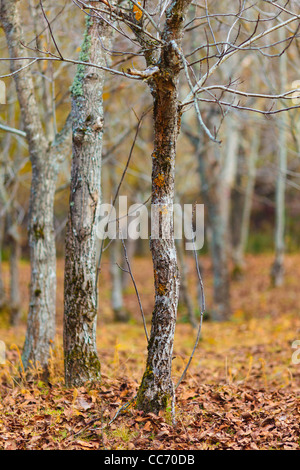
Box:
[64,13,111,387]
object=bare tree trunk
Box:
[176,239,197,328]
[185,112,238,321]
[1,0,71,373]
[205,183,231,322]
[271,29,287,287]
[0,215,5,310]
[136,0,192,413]
[0,82,15,312]
[107,162,127,321]
[0,123,8,311]
[64,13,111,386]
[110,240,128,322]
[8,220,21,326]
[231,132,259,278]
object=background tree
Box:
[0,0,71,373]
[271,28,288,287]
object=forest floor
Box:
[0,254,299,450]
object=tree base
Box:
[136,367,172,415]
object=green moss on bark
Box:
[65,344,101,387]
[70,17,92,98]
[136,364,170,414]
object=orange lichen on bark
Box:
[154,173,165,188]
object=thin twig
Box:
[175,234,205,391]
[120,238,149,343]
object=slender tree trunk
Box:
[110,240,128,322]
[64,13,111,386]
[1,0,55,372]
[271,29,287,287]
[136,0,192,413]
[183,111,238,321]
[0,215,5,310]
[204,183,231,322]
[22,162,58,370]
[231,132,259,278]
[176,239,197,328]
[108,163,127,321]
[8,220,21,326]
[0,112,9,311]
[193,115,237,321]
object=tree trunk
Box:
[0,215,5,310]
[0,120,9,311]
[193,114,237,321]
[176,239,197,328]
[1,0,60,372]
[136,1,192,412]
[231,132,259,278]
[271,28,287,287]
[8,220,21,326]
[64,14,111,386]
[183,110,238,321]
[110,240,128,322]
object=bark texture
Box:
[64,14,111,386]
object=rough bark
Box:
[136,0,192,414]
[64,14,111,387]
